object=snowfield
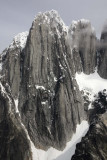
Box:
[76,70,107,105]
[31,121,89,160]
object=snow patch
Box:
[9,31,28,50]
[0,62,2,71]
[41,101,48,105]
[54,77,57,82]
[35,85,45,90]
[14,99,19,113]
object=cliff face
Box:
[71,91,107,160]
[69,19,96,74]
[72,113,107,160]
[0,82,32,160]
[0,32,28,99]
[18,11,86,150]
[98,28,107,79]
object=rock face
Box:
[98,26,107,79]
[71,91,107,160]
[0,32,28,99]
[18,10,86,150]
[69,19,96,74]
[72,114,107,160]
[1,9,106,160]
[0,82,32,160]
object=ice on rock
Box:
[71,19,90,30]
[9,31,28,50]
[69,19,96,37]
[0,62,2,71]
[33,10,68,37]
[41,101,48,105]
[14,99,19,113]
[35,85,45,90]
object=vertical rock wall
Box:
[98,29,107,79]
[0,83,32,160]
[19,11,86,150]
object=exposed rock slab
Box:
[0,82,32,160]
[0,32,28,99]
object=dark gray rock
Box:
[72,113,107,160]
[69,20,97,74]
[0,82,32,160]
[0,48,21,99]
[18,10,87,150]
[71,91,107,160]
[98,28,107,79]
[0,32,28,99]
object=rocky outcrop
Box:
[69,19,96,74]
[71,91,107,160]
[72,113,107,160]
[0,82,32,160]
[18,10,87,150]
[98,26,107,79]
[0,32,28,99]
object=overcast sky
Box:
[0,0,107,53]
